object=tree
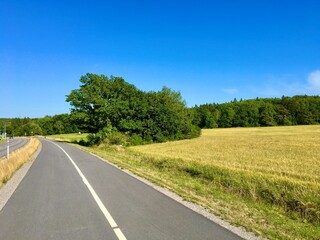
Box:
[218,105,235,128]
[66,74,200,144]
[37,116,54,135]
[66,74,114,133]
[259,103,276,126]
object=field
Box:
[133,126,319,179]
[52,126,320,239]
[46,133,88,143]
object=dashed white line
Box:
[49,140,127,240]
[114,228,127,240]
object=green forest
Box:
[1,73,320,145]
[193,95,320,128]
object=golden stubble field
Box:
[132,126,320,184]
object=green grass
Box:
[0,139,6,144]
[46,133,88,143]
[51,126,320,240]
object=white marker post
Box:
[7,138,9,159]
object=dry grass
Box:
[0,138,40,189]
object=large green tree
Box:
[66,73,200,143]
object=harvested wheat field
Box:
[133,126,320,183]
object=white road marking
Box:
[49,140,127,240]
[114,228,127,240]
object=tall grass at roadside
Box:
[0,138,40,188]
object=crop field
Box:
[54,126,320,239]
[132,126,320,184]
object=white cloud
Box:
[251,80,303,97]
[308,70,320,90]
[250,70,320,97]
[223,88,238,94]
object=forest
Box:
[1,74,319,145]
[192,95,320,128]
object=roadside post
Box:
[7,137,9,159]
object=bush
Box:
[85,123,113,146]
[128,134,144,146]
[108,132,127,145]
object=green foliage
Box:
[193,95,320,129]
[127,134,144,146]
[66,73,200,144]
[85,122,113,146]
[0,114,78,137]
[107,131,127,145]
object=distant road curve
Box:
[0,138,30,159]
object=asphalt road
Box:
[0,138,30,159]
[0,139,243,240]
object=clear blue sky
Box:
[1,0,320,118]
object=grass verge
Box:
[0,138,40,189]
[46,133,88,143]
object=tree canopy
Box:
[66,73,200,144]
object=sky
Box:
[1,0,320,118]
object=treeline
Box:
[2,73,319,145]
[0,114,78,136]
[192,96,320,128]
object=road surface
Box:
[0,139,244,240]
[0,138,30,159]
